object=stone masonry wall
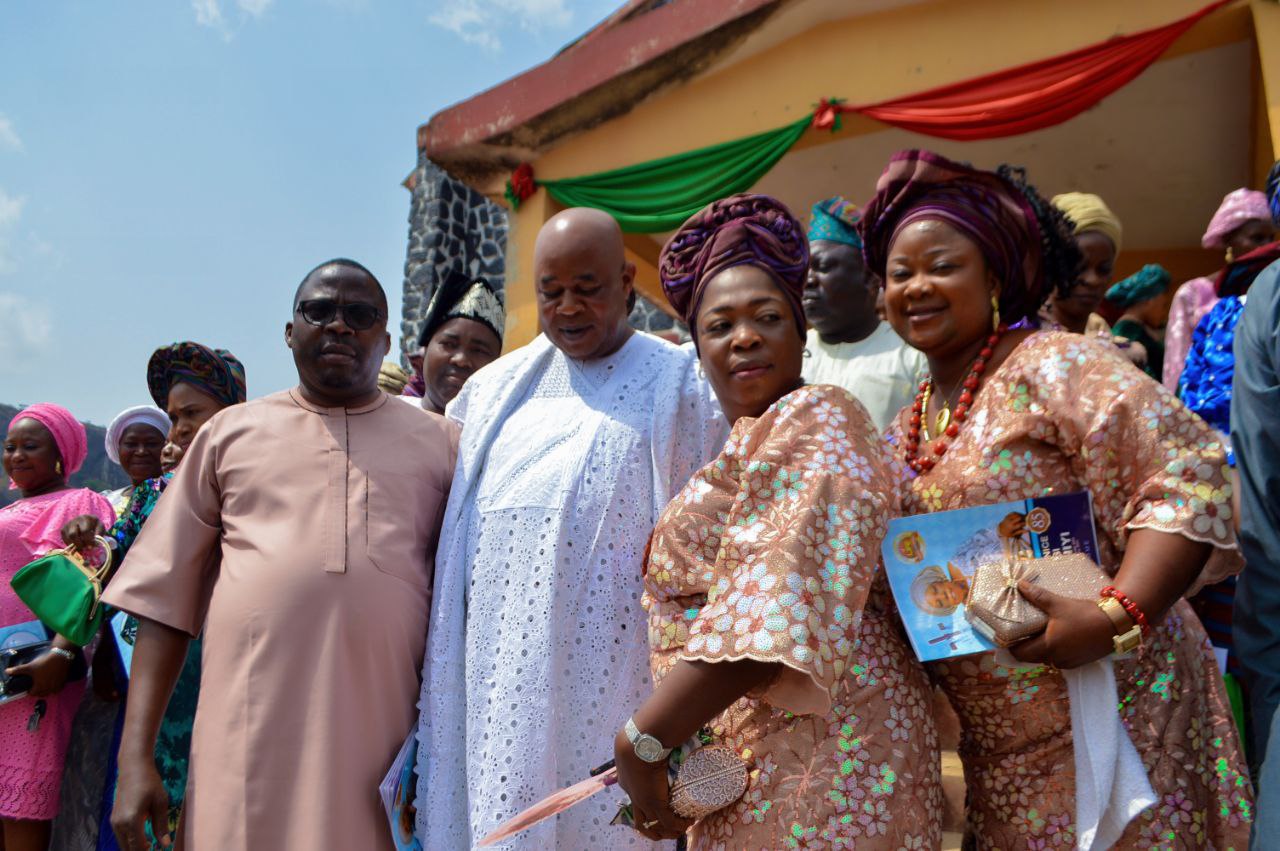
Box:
[403,156,685,352]
[401,156,509,360]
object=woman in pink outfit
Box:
[1,404,114,851]
[1163,188,1275,392]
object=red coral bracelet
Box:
[1100,586,1150,634]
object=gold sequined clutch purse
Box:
[965,553,1109,647]
[669,745,749,820]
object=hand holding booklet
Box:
[880,491,1102,662]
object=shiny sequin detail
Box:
[887,331,1253,849]
[647,385,942,848]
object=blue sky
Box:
[0,0,617,424]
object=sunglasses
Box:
[296,299,385,331]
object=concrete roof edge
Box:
[418,0,780,159]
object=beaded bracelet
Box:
[1100,586,1150,634]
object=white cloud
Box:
[192,0,226,29]
[429,0,574,51]
[0,292,52,373]
[0,115,22,153]
[238,0,274,17]
[192,0,273,36]
[0,188,25,275]
[0,189,23,229]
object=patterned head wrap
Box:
[807,197,862,249]
[1106,264,1170,308]
[1051,192,1123,254]
[659,193,808,345]
[1202,189,1272,250]
[860,150,1047,325]
[418,270,505,348]
[105,405,170,465]
[1267,161,1280,224]
[9,403,88,475]
[377,362,411,395]
[146,342,247,410]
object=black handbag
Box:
[0,640,86,702]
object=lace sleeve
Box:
[679,386,894,717]
[1046,335,1239,591]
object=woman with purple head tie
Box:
[612,194,942,849]
[864,149,1252,848]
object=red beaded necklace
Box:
[905,324,1008,473]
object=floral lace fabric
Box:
[886,331,1252,849]
[646,385,942,849]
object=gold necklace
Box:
[933,395,952,437]
[919,380,954,441]
[919,381,933,442]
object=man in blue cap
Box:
[802,196,925,430]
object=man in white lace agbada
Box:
[414,208,726,849]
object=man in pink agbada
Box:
[103,259,459,850]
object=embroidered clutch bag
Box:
[611,733,750,828]
[965,552,1109,647]
[669,745,749,821]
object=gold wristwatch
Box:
[1097,596,1142,654]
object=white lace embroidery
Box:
[417,335,726,850]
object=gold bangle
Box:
[1096,596,1133,635]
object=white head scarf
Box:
[105,405,170,465]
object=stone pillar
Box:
[629,295,686,340]
[404,155,686,355]
[400,155,509,361]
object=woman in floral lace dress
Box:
[860,149,1251,849]
[612,194,942,850]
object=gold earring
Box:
[990,293,1001,333]
[55,460,62,475]
[1225,246,1235,264]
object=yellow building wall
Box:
[1252,0,1280,184]
[499,0,1265,350]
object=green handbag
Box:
[10,536,115,647]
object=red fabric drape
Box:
[823,0,1232,141]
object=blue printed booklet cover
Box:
[110,610,136,679]
[881,491,1100,662]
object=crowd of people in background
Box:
[2,149,1279,851]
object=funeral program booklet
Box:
[881,491,1100,662]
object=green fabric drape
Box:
[540,116,810,233]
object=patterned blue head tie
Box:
[1106,264,1170,307]
[807,197,862,250]
[1267,159,1280,224]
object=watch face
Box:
[636,735,666,762]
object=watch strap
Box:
[1112,625,1143,655]
[1097,596,1133,635]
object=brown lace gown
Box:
[645,385,943,850]
[886,331,1252,849]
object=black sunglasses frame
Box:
[295,299,385,331]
